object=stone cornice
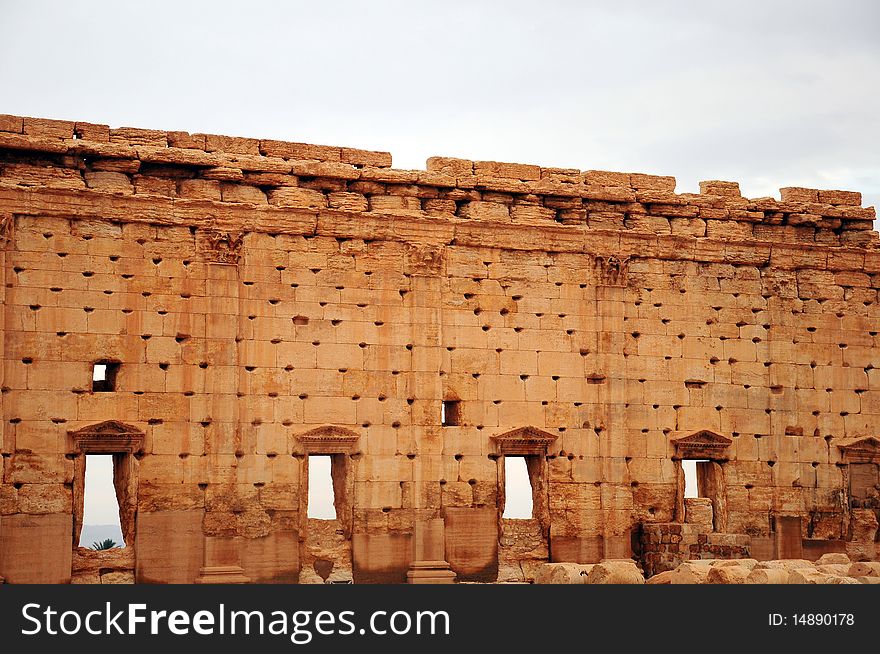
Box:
[0,185,876,273]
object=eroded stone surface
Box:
[0,113,878,583]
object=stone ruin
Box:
[0,113,877,584]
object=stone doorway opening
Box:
[296,426,359,584]
[68,421,143,584]
[491,427,557,582]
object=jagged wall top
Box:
[0,113,875,250]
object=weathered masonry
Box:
[0,113,878,584]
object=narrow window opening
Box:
[503,456,534,518]
[307,455,337,519]
[92,361,120,392]
[442,400,461,427]
[682,459,709,498]
[79,455,124,549]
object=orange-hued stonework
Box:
[0,114,878,584]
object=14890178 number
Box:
[792,614,854,626]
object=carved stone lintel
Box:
[671,429,732,461]
[68,420,145,454]
[296,425,360,454]
[837,436,880,464]
[491,425,558,455]
[595,255,630,286]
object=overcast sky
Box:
[1,0,877,209]
[2,1,877,521]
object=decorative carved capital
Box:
[0,213,13,246]
[405,242,444,276]
[595,255,630,286]
[200,229,244,264]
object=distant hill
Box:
[80,524,125,549]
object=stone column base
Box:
[407,560,457,584]
[195,565,251,584]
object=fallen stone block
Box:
[646,570,675,585]
[534,562,593,584]
[788,569,842,585]
[754,559,814,571]
[668,561,711,584]
[815,553,850,566]
[711,558,758,570]
[745,568,790,584]
[707,565,750,584]
[848,562,880,578]
[585,560,644,584]
[824,576,860,585]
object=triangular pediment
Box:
[69,420,144,438]
[837,436,880,451]
[836,436,880,462]
[491,426,558,454]
[68,420,145,453]
[672,429,733,448]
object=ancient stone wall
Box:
[0,113,877,583]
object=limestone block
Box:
[815,552,850,565]
[474,160,540,181]
[787,568,839,584]
[668,561,712,584]
[584,560,644,584]
[780,187,819,202]
[646,570,675,584]
[582,170,630,187]
[178,178,221,200]
[630,173,675,191]
[0,513,72,583]
[23,117,75,139]
[712,558,758,570]
[534,562,593,584]
[818,190,861,206]
[268,187,326,209]
[847,562,880,577]
[221,183,267,204]
[17,483,71,514]
[745,568,791,584]
[110,127,167,147]
[458,201,510,220]
[0,113,24,133]
[707,565,750,584]
[101,571,136,584]
[699,180,741,197]
[328,191,368,212]
[684,497,714,530]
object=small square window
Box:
[92,361,120,392]
[442,400,461,427]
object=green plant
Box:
[90,538,118,550]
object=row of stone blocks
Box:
[533,553,880,584]
[647,553,880,584]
